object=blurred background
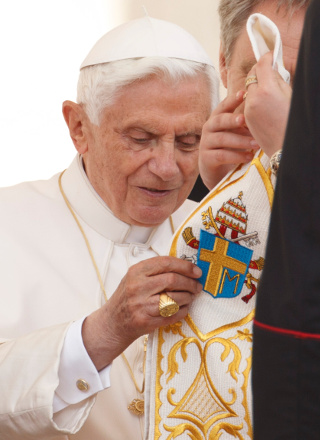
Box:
[0,0,222,186]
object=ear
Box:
[219,44,228,89]
[62,101,90,155]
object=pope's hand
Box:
[199,92,259,190]
[82,256,202,371]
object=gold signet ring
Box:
[245,75,258,89]
[159,293,179,317]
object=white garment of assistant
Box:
[0,155,196,440]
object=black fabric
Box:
[253,327,320,438]
[188,175,209,202]
[252,1,320,438]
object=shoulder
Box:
[0,172,60,198]
[171,198,198,227]
[0,172,62,220]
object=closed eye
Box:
[125,128,154,150]
[131,137,150,144]
[176,134,201,151]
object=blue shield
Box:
[197,229,253,299]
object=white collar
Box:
[60,155,173,252]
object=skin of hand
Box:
[244,52,292,158]
[199,92,259,191]
[82,256,203,371]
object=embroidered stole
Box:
[145,151,275,440]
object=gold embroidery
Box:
[245,273,260,289]
[182,227,197,245]
[167,360,237,426]
[165,337,198,383]
[164,422,244,439]
[154,152,272,439]
[164,322,186,338]
[252,257,264,271]
[170,151,273,258]
[185,310,255,343]
[215,213,247,234]
[199,237,247,297]
[241,351,253,438]
[154,311,255,438]
[159,326,251,438]
[234,329,253,343]
[202,206,223,236]
[251,156,274,208]
[220,270,241,295]
[155,329,165,440]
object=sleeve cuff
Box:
[53,317,111,412]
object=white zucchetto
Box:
[80,16,213,69]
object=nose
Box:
[148,141,180,181]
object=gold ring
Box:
[159,293,179,317]
[243,91,248,100]
[245,75,258,89]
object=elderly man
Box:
[144,2,308,439]
[0,17,219,440]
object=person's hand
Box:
[199,92,259,190]
[82,256,202,371]
[244,52,292,158]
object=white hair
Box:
[77,57,220,125]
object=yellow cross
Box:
[199,237,247,297]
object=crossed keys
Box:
[231,231,260,247]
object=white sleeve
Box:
[0,322,95,439]
[53,317,111,412]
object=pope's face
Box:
[220,1,306,104]
[82,74,212,227]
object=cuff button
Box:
[76,379,90,392]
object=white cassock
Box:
[144,150,276,440]
[0,155,196,440]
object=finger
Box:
[202,128,257,152]
[152,291,196,321]
[139,270,203,301]
[204,111,247,134]
[132,255,202,279]
[153,302,191,325]
[117,258,203,313]
[249,52,291,96]
[160,272,203,296]
[166,290,195,306]
[147,290,194,317]
[201,147,256,169]
[248,52,285,92]
[210,91,245,117]
[254,51,275,85]
[245,68,258,93]
[120,286,197,328]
